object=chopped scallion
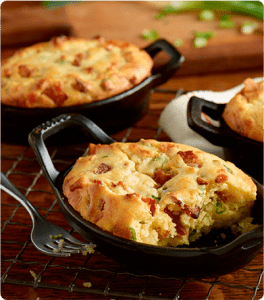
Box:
[174,39,183,47]
[129,227,137,241]
[199,9,215,21]
[194,31,215,39]
[216,202,226,214]
[193,37,208,48]
[153,156,161,161]
[241,21,257,35]
[141,29,159,40]
[219,15,235,28]
[151,195,161,203]
[223,164,233,174]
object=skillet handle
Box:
[28,113,116,186]
[187,96,238,148]
[144,39,185,87]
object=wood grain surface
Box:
[1,1,263,75]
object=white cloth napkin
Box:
[159,77,263,159]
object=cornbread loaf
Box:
[63,139,257,247]
[1,36,153,108]
[222,78,263,142]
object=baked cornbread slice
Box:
[222,78,263,142]
[1,36,153,108]
[63,139,257,247]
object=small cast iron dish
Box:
[28,113,263,278]
[187,96,263,184]
[2,39,184,145]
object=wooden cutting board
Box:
[1,1,263,75]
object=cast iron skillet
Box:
[28,113,263,278]
[2,39,184,146]
[187,96,263,183]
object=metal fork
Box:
[1,172,95,257]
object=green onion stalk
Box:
[156,1,263,20]
[42,0,86,8]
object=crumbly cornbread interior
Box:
[63,139,257,247]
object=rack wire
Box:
[1,88,263,300]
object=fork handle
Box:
[1,172,43,222]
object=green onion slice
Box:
[216,202,226,214]
[129,227,137,241]
[141,29,159,40]
[174,39,183,47]
[151,195,161,203]
[199,9,215,21]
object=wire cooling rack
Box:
[1,88,263,300]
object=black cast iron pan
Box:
[187,96,263,183]
[2,39,184,146]
[28,113,263,278]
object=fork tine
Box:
[59,240,87,251]
[46,240,81,254]
[60,248,80,254]
[63,234,92,247]
[34,243,72,257]
[46,240,62,250]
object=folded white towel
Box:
[158,77,263,158]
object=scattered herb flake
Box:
[83,281,92,288]
[56,59,66,64]
[199,187,206,197]
[153,156,161,161]
[50,233,63,239]
[141,29,159,40]
[102,155,109,158]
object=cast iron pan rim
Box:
[28,113,263,261]
[1,76,155,113]
[187,96,263,148]
[56,182,263,256]
[2,38,181,113]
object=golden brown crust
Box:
[222,78,263,142]
[63,139,257,247]
[1,36,153,108]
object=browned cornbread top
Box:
[1,36,154,108]
[63,139,257,247]
[222,78,263,142]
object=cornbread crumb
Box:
[83,282,92,288]
[29,270,41,282]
